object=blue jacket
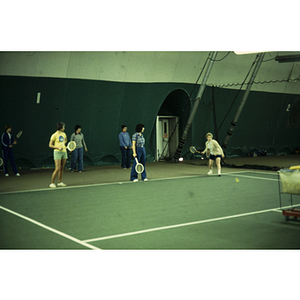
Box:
[119,131,132,147]
[1,132,14,150]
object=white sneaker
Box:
[16,173,20,176]
[5,174,9,177]
[49,183,56,188]
[133,179,138,182]
[143,178,148,181]
[57,182,67,187]
[207,170,213,175]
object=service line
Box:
[83,204,300,243]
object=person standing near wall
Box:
[130,123,147,182]
[1,125,20,177]
[119,125,132,169]
[201,132,224,176]
[49,122,68,187]
[70,125,88,172]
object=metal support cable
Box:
[222,52,266,149]
[173,51,218,159]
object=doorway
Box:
[156,116,179,161]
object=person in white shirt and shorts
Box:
[201,132,224,176]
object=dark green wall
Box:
[0,76,194,168]
[1,75,299,169]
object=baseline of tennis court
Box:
[1,171,299,249]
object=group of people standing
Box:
[2,122,223,185]
[48,122,148,187]
[49,122,88,188]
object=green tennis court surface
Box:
[1,171,299,249]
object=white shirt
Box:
[207,141,214,155]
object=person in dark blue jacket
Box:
[118,125,132,169]
[1,125,20,177]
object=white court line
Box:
[0,205,101,250]
[223,173,278,181]
[272,209,283,213]
[83,204,300,243]
[249,170,278,175]
[0,170,277,195]
[225,170,278,176]
[0,174,209,195]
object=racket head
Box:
[135,163,144,174]
[134,157,144,174]
[189,146,197,153]
[67,141,76,151]
[0,158,3,167]
[16,131,22,138]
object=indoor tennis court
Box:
[1,164,299,250]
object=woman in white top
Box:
[201,132,224,176]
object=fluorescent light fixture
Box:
[234,51,263,55]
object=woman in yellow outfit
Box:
[49,122,68,188]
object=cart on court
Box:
[278,167,300,221]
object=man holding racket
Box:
[201,132,224,176]
[1,125,20,177]
[130,123,148,182]
[49,122,68,188]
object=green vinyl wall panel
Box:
[1,75,300,169]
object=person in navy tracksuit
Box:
[1,125,20,177]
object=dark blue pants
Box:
[120,146,131,168]
[71,147,84,171]
[2,148,18,175]
[130,147,147,181]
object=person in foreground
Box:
[1,125,20,177]
[119,125,132,169]
[70,124,88,172]
[201,132,224,176]
[49,122,68,188]
[130,123,148,182]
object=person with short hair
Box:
[130,123,147,181]
[118,125,132,169]
[69,125,88,172]
[49,122,68,188]
[1,125,20,177]
[201,132,224,176]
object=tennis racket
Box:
[16,131,22,139]
[135,157,144,174]
[0,158,3,167]
[190,146,205,160]
[189,146,200,154]
[67,141,76,151]
[12,130,23,145]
